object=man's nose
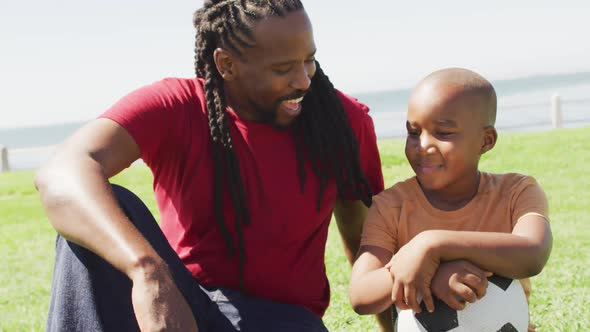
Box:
[290,63,312,91]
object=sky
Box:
[1,0,589,128]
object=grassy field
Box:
[1,127,588,331]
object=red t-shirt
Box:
[101,78,384,316]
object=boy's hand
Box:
[385,232,439,313]
[431,260,492,311]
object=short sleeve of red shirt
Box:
[98,78,206,169]
[336,90,385,198]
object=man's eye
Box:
[407,130,419,137]
[437,132,454,137]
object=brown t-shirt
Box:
[360,172,549,298]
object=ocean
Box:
[1,72,589,171]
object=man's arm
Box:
[36,118,149,275]
[333,198,367,264]
[334,198,393,332]
[35,118,197,331]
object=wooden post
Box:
[0,145,9,173]
[551,93,563,129]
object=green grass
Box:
[1,127,588,331]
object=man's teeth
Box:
[284,97,304,104]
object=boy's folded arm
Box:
[431,260,492,310]
[349,245,395,315]
[424,214,552,279]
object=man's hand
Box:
[130,260,198,332]
[385,232,439,313]
[431,260,492,311]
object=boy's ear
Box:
[480,126,497,154]
[213,47,237,81]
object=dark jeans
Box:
[47,184,328,332]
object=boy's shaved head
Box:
[405,67,499,203]
[413,68,497,126]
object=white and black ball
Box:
[394,275,528,332]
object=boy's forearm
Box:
[423,226,551,278]
[349,267,394,315]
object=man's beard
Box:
[247,89,308,129]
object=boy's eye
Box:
[273,66,292,75]
[407,129,419,137]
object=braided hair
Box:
[193,0,373,289]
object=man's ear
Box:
[213,48,237,81]
[480,125,497,154]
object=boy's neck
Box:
[420,172,481,211]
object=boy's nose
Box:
[419,134,437,154]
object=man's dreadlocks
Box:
[193,0,373,289]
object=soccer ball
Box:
[394,276,528,332]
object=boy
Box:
[348,68,552,331]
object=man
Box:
[36,1,385,331]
